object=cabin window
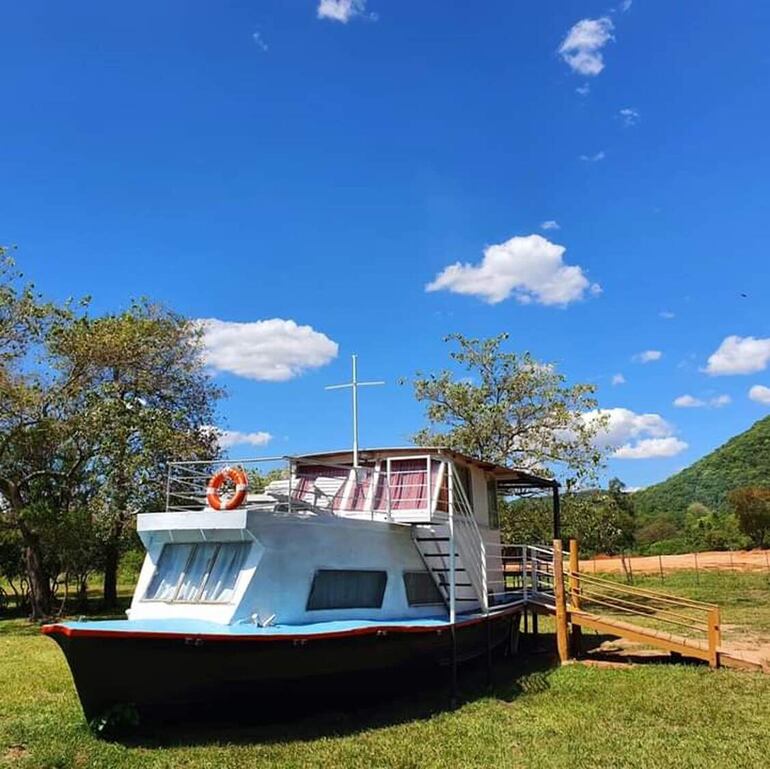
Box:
[455,464,472,503]
[199,542,250,603]
[145,543,194,601]
[175,543,219,602]
[403,571,444,606]
[306,569,387,610]
[487,479,500,529]
[144,542,249,603]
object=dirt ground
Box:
[580,549,770,574]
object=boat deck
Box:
[43,602,525,641]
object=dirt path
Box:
[579,549,770,574]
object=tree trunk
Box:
[1,481,52,619]
[102,541,119,608]
[23,538,52,619]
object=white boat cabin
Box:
[128,448,558,628]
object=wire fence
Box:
[581,549,770,584]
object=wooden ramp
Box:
[531,540,768,673]
[570,610,714,663]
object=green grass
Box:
[2,630,770,769]
[2,571,770,768]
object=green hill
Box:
[634,415,770,525]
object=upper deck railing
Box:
[164,453,455,522]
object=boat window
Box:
[455,464,472,504]
[199,542,249,603]
[487,479,500,529]
[306,569,387,610]
[144,543,194,601]
[176,543,219,602]
[403,571,444,606]
[143,542,249,603]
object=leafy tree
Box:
[0,528,26,610]
[499,495,552,545]
[0,250,88,617]
[562,482,635,556]
[248,467,287,493]
[728,487,770,548]
[0,253,223,615]
[51,300,223,606]
[635,518,680,549]
[683,502,748,551]
[410,334,607,485]
[501,480,636,555]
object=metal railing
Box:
[164,453,456,521]
[165,456,288,513]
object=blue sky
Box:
[3,0,770,488]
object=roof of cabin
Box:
[294,447,558,490]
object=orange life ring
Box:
[206,467,249,510]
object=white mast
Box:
[325,354,384,467]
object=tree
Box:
[728,487,770,548]
[500,481,636,554]
[51,301,223,606]
[0,253,223,616]
[0,249,88,618]
[684,501,747,552]
[635,518,680,549]
[410,333,607,485]
[562,482,635,555]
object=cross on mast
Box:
[325,355,384,468]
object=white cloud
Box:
[674,393,731,409]
[559,17,614,76]
[252,30,268,51]
[633,350,662,363]
[583,407,687,460]
[214,429,273,449]
[615,437,688,460]
[612,373,626,385]
[749,385,770,405]
[576,83,591,96]
[540,220,560,231]
[199,318,339,381]
[659,310,675,319]
[620,0,633,11]
[317,0,367,23]
[674,394,705,408]
[705,335,770,375]
[426,234,600,306]
[580,150,606,162]
[619,107,639,126]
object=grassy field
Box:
[2,571,770,769]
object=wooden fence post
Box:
[708,607,721,668]
[569,539,582,656]
[553,539,570,664]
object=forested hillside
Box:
[634,415,770,526]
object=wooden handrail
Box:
[575,592,707,631]
[568,570,718,610]
[559,540,723,669]
[572,581,712,624]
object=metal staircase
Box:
[411,462,521,619]
[411,526,482,611]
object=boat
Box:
[43,446,559,723]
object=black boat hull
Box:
[45,611,520,723]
